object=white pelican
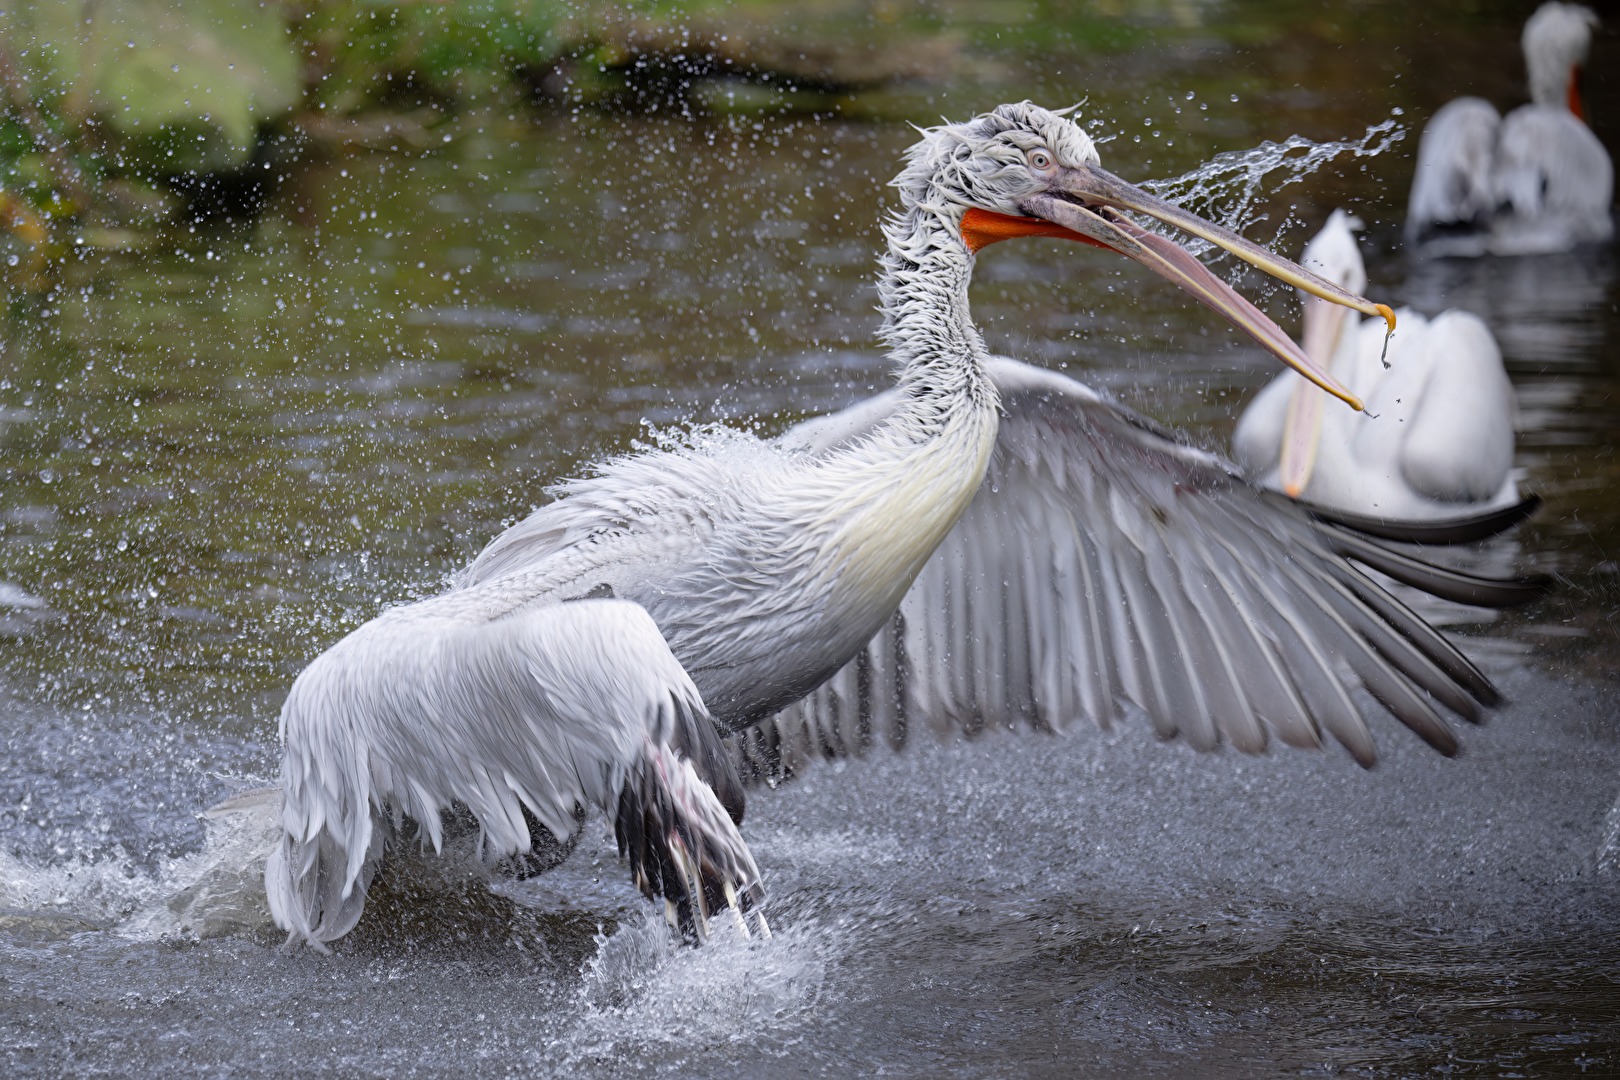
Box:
[268,103,1547,950]
[1234,210,1521,520]
[1407,2,1612,256]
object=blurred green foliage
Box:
[0,0,303,266]
[0,0,1193,249]
[293,0,565,113]
[3,0,300,178]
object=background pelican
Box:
[268,103,1546,950]
[1407,2,1611,256]
[1234,210,1520,520]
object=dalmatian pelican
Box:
[1407,2,1612,256]
[268,103,1546,950]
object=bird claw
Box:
[725,881,751,939]
[721,880,773,939]
[665,845,773,947]
[667,831,712,944]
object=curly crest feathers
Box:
[888,101,1098,217]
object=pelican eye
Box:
[1026,148,1055,173]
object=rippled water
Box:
[4,2,1619,1075]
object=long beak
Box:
[1015,164,1395,412]
[1279,384,1326,497]
[1277,296,1352,495]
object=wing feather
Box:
[1310,565,1483,723]
[268,597,755,945]
[943,528,978,734]
[1110,546,1161,729]
[1067,490,1123,727]
[1140,538,1223,750]
[741,358,1541,782]
[1182,530,1307,746]
[1267,557,1458,757]
[964,514,999,732]
[1041,514,1089,729]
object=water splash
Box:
[0,786,281,939]
[0,845,151,928]
[1597,791,1620,876]
[121,787,283,939]
[553,907,840,1070]
[1140,116,1406,257]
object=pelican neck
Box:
[876,207,998,424]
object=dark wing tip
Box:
[1287,493,1543,546]
[1320,523,1554,610]
[1471,680,1504,710]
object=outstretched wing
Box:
[268,596,757,946]
[735,358,1546,782]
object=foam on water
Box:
[753,824,905,869]
[1141,116,1406,256]
[0,846,152,928]
[1597,795,1620,876]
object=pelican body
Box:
[268,104,1544,950]
[1235,210,1519,519]
[1407,2,1612,256]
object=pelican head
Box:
[1524,2,1599,118]
[892,102,1393,411]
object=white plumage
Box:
[1234,210,1519,519]
[268,103,1545,950]
[1407,2,1611,256]
[267,599,749,945]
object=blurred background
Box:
[1,3,1617,1076]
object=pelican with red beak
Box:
[268,103,1544,951]
[1408,2,1611,256]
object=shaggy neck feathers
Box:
[800,194,1003,620]
[877,204,998,427]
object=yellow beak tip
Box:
[1375,303,1396,335]
[1283,481,1305,499]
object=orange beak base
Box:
[960,207,1109,254]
